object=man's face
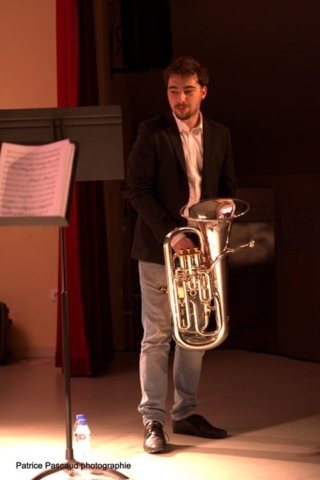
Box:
[167,74,207,127]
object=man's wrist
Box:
[170,232,187,248]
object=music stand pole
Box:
[31,227,129,479]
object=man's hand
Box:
[172,236,197,255]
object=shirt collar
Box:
[173,111,203,134]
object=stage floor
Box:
[1,348,320,480]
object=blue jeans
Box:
[138,260,205,425]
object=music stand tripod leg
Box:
[31,228,129,480]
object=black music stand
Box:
[0,106,130,480]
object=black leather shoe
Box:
[172,414,227,439]
[143,421,167,454]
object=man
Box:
[127,56,237,454]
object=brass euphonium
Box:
[163,198,255,351]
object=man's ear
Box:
[201,86,208,100]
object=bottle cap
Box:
[78,418,87,425]
[76,414,86,420]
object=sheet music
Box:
[0,140,74,219]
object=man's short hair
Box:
[163,56,209,87]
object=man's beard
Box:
[174,104,198,121]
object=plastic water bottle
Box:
[73,414,86,436]
[74,417,91,462]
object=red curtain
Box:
[55,0,91,375]
[55,0,114,375]
[76,0,114,372]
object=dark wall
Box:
[169,0,319,176]
[122,0,318,175]
[116,0,320,360]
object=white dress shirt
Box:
[171,112,204,245]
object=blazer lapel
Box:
[202,118,213,178]
[164,112,187,177]
[201,118,217,197]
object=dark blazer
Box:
[126,111,237,264]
